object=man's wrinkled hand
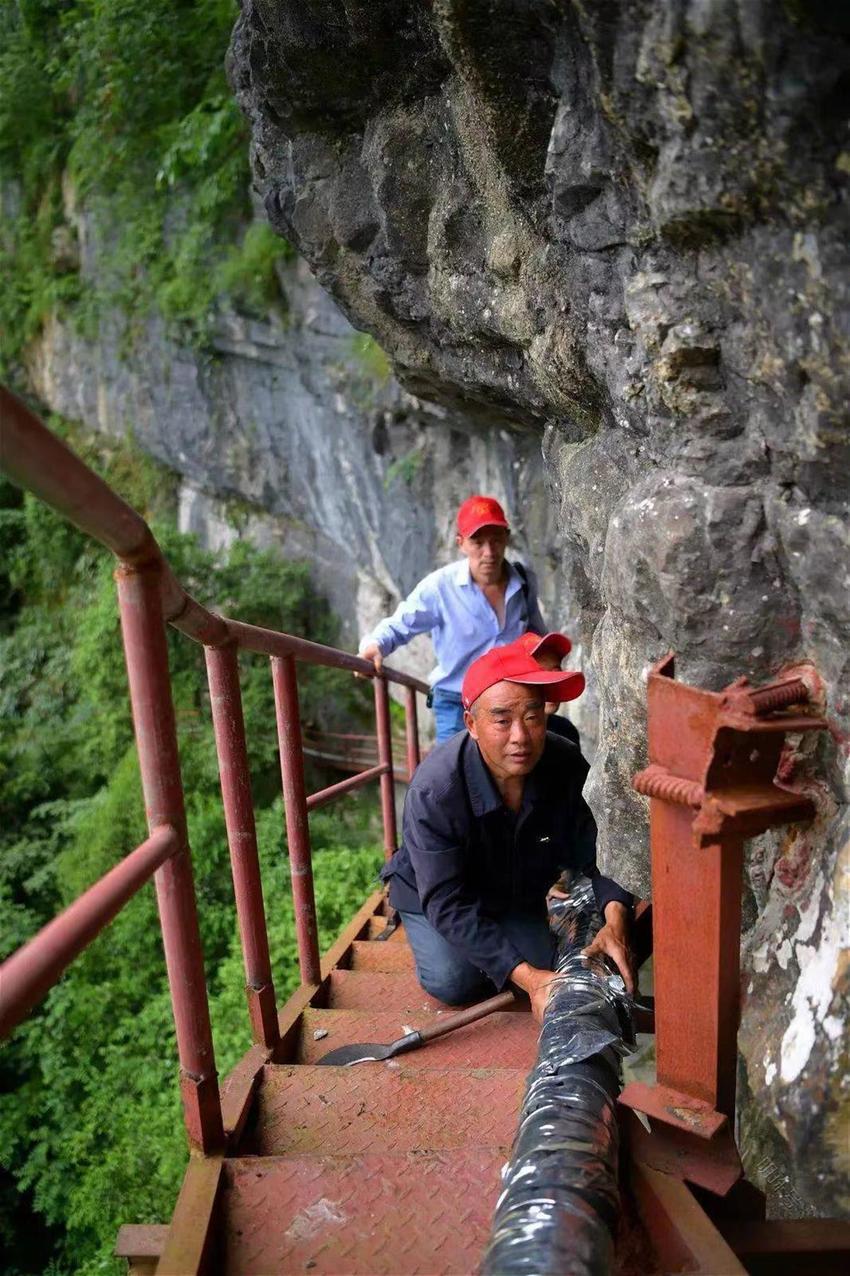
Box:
[582,901,636,996]
[355,642,383,679]
[509,961,557,1024]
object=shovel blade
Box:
[316,1030,423,1067]
[316,1041,393,1066]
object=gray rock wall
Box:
[229,0,850,1213]
[25,202,575,721]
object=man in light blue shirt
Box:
[359,495,546,740]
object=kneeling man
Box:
[381,642,635,1021]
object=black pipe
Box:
[480,879,632,1276]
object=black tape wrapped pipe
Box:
[480,878,633,1276]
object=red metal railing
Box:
[0,386,427,1153]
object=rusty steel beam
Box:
[0,824,178,1039]
[116,563,224,1153]
[155,1156,224,1276]
[271,655,322,986]
[373,675,398,858]
[306,763,389,812]
[630,1159,747,1275]
[404,685,421,777]
[205,644,279,1048]
[622,655,826,1145]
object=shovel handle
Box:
[416,990,518,1044]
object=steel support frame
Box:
[620,654,837,1271]
[116,563,224,1153]
[205,644,279,1048]
[404,685,421,779]
[373,675,398,858]
[271,655,323,987]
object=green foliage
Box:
[349,332,392,385]
[0,429,381,1273]
[384,445,426,489]
[0,0,293,371]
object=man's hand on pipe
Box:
[582,901,636,996]
[509,961,557,1024]
[354,641,383,679]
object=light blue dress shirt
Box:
[361,558,546,694]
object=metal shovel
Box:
[316,989,518,1066]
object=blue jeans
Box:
[431,688,465,742]
[400,909,555,1004]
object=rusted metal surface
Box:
[629,654,826,1134]
[404,684,421,776]
[348,939,416,971]
[628,1159,747,1274]
[117,563,224,1152]
[305,762,388,811]
[252,1064,526,1156]
[295,1009,539,1069]
[325,968,484,1013]
[373,675,398,856]
[623,1108,743,1197]
[0,824,177,1038]
[222,1148,507,1275]
[272,654,322,987]
[155,1156,224,1276]
[114,1223,168,1275]
[205,643,279,1048]
[619,1081,727,1140]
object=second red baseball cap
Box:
[462,645,585,710]
[515,630,573,660]
[457,495,510,539]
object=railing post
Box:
[271,656,322,986]
[115,563,224,1153]
[404,685,420,779]
[373,675,397,859]
[205,644,279,1048]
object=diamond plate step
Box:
[251,1064,526,1156]
[325,968,525,1013]
[366,916,409,942]
[348,940,415,971]
[222,1148,506,1275]
[297,1007,538,1068]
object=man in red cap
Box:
[380,643,634,1021]
[358,495,547,741]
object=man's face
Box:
[464,681,547,781]
[456,525,509,584]
[534,649,562,717]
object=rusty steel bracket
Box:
[619,654,826,1191]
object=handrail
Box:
[0,825,179,1038]
[0,385,426,1155]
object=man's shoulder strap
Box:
[512,560,529,597]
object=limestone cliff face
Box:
[229,0,850,1212]
[26,228,566,702]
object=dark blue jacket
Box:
[382,731,633,988]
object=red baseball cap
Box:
[457,495,510,539]
[462,645,585,710]
[515,630,573,661]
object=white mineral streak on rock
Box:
[780,876,847,1085]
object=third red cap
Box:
[457,495,510,539]
[515,631,573,661]
[462,644,585,710]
